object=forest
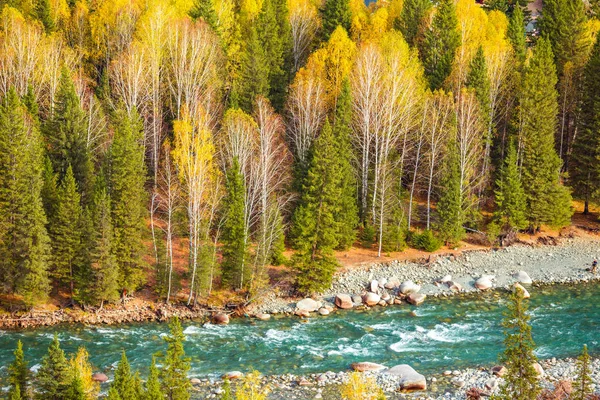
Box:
[0,0,599,307]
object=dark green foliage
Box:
[494,142,527,232]
[498,287,541,400]
[145,356,163,400]
[36,335,71,400]
[437,143,465,245]
[332,80,358,250]
[189,0,218,29]
[111,351,138,400]
[44,68,93,203]
[66,368,86,400]
[569,36,600,214]
[410,230,442,252]
[221,157,249,290]
[396,0,431,47]
[573,344,593,400]
[159,317,191,400]
[89,188,120,305]
[360,225,376,248]
[108,108,147,292]
[50,165,83,301]
[507,6,527,65]
[36,0,55,33]
[519,38,573,229]
[420,0,460,90]
[0,88,50,306]
[538,0,589,75]
[467,46,491,129]
[321,0,351,40]
[9,341,28,400]
[291,120,341,294]
[269,210,288,266]
[238,25,270,113]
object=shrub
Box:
[340,372,385,400]
[410,230,442,252]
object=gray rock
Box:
[400,281,421,294]
[350,362,387,372]
[334,294,353,309]
[363,292,381,306]
[383,364,427,391]
[475,276,493,290]
[384,277,401,289]
[370,280,379,293]
[318,308,330,316]
[407,292,426,306]
[515,270,533,284]
[296,298,321,312]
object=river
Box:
[0,283,598,382]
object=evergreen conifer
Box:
[573,344,593,400]
[437,142,464,245]
[396,0,431,47]
[9,341,28,400]
[321,0,351,40]
[239,26,270,113]
[37,335,71,400]
[494,142,527,232]
[159,317,191,400]
[145,356,163,400]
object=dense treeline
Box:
[0,0,597,303]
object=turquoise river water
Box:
[0,283,598,380]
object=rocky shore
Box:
[249,236,600,317]
[189,356,600,399]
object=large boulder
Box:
[407,293,426,306]
[515,270,533,285]
[363,293,381,306]
[384,277,401,289]
[533,362,545,378]
[92,373,109,383]
[370,280,379,293]
[335,294,354,309]
[439,275,452,284]
[351,362,387,372]
[223,371,243,380]
[352,295,363,305]
[383,364,427,391]
[318,308,330,316]
[513,283,530,298]
[399,281,421,295]
[255,313,271,321]
[296,298,321,312]
[491,365,507,377]
[475,276,493,290]
[213,313,230,325]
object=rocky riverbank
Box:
[249,235,600,317]
[189,356,600,399]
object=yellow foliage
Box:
[236,371,270,400]
[70,347,100,400]
[340,372,385,400]
[241,0,263,20]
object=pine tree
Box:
[107,386,122,400]
[221,157,249,290]
[332,80,358,250]
[159,317,191,400]
[111,351,138,400]
[437,142,464,246]
[89,188,120,306]
[467,46,491,128]
[41,156,59,223]
[108,108,147,293]
[36,0,55,33]
[44,68,93,203]
[189,0,218,29]
[145,356,163,400]
[50,166,84,301]
[9,341,28,400]
[291,120,341,294]
[0,88,51,306]
[520,38,573,229]
[569,36,600,215]
[396,0,431,47]
[498,286,541,400]
[238,26,270,113]
[507,6,527,65]
[420,0,460,90]
[494,142,527,232]
[573,344,593,400]
[271,0,293,111]
[321,0,351,40]
[37,335,71,400]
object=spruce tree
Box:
[271,0,293,111]
[145,356,163,400]
[9,341,28,400]
[238,25,270,113]
[396,0,431,47]
[0,88,51,306]
[9,386,22,400]
[89,188,120,306]
[37,335,71,400]
[221,157,249,290]
[321,0,351,40]
[50,166,83,301]
[494,142,527,232]
[111,351,138,400]
[507,6,527,65]
[44,68,93,203]
[569,36,600,214]
[420,0,460,90]
[520,38,573,229]
[189,0,218,29]
[332,80,358,250]
[573,344,593,400]
[437,142,464,246]
[291,120,341,294]
[36,0,55,33]
[159,317,191,400]
[467,46,491,129]
[498,286,541,400]
[108,108,147,293]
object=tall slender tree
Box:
[238,26,270,113]
[573,344,593,400]
[111,351,138,400]
[437,141,465,245]
[494,142,527,232]
[396,0,431,47]
[145,356,163,400]
[420,0,460,90]
[159,318,191,400]
[519,38,573,229]
[321,0,351,40]
[507,6,527,65]
[37,335,71,400]
[9,341,28,400]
